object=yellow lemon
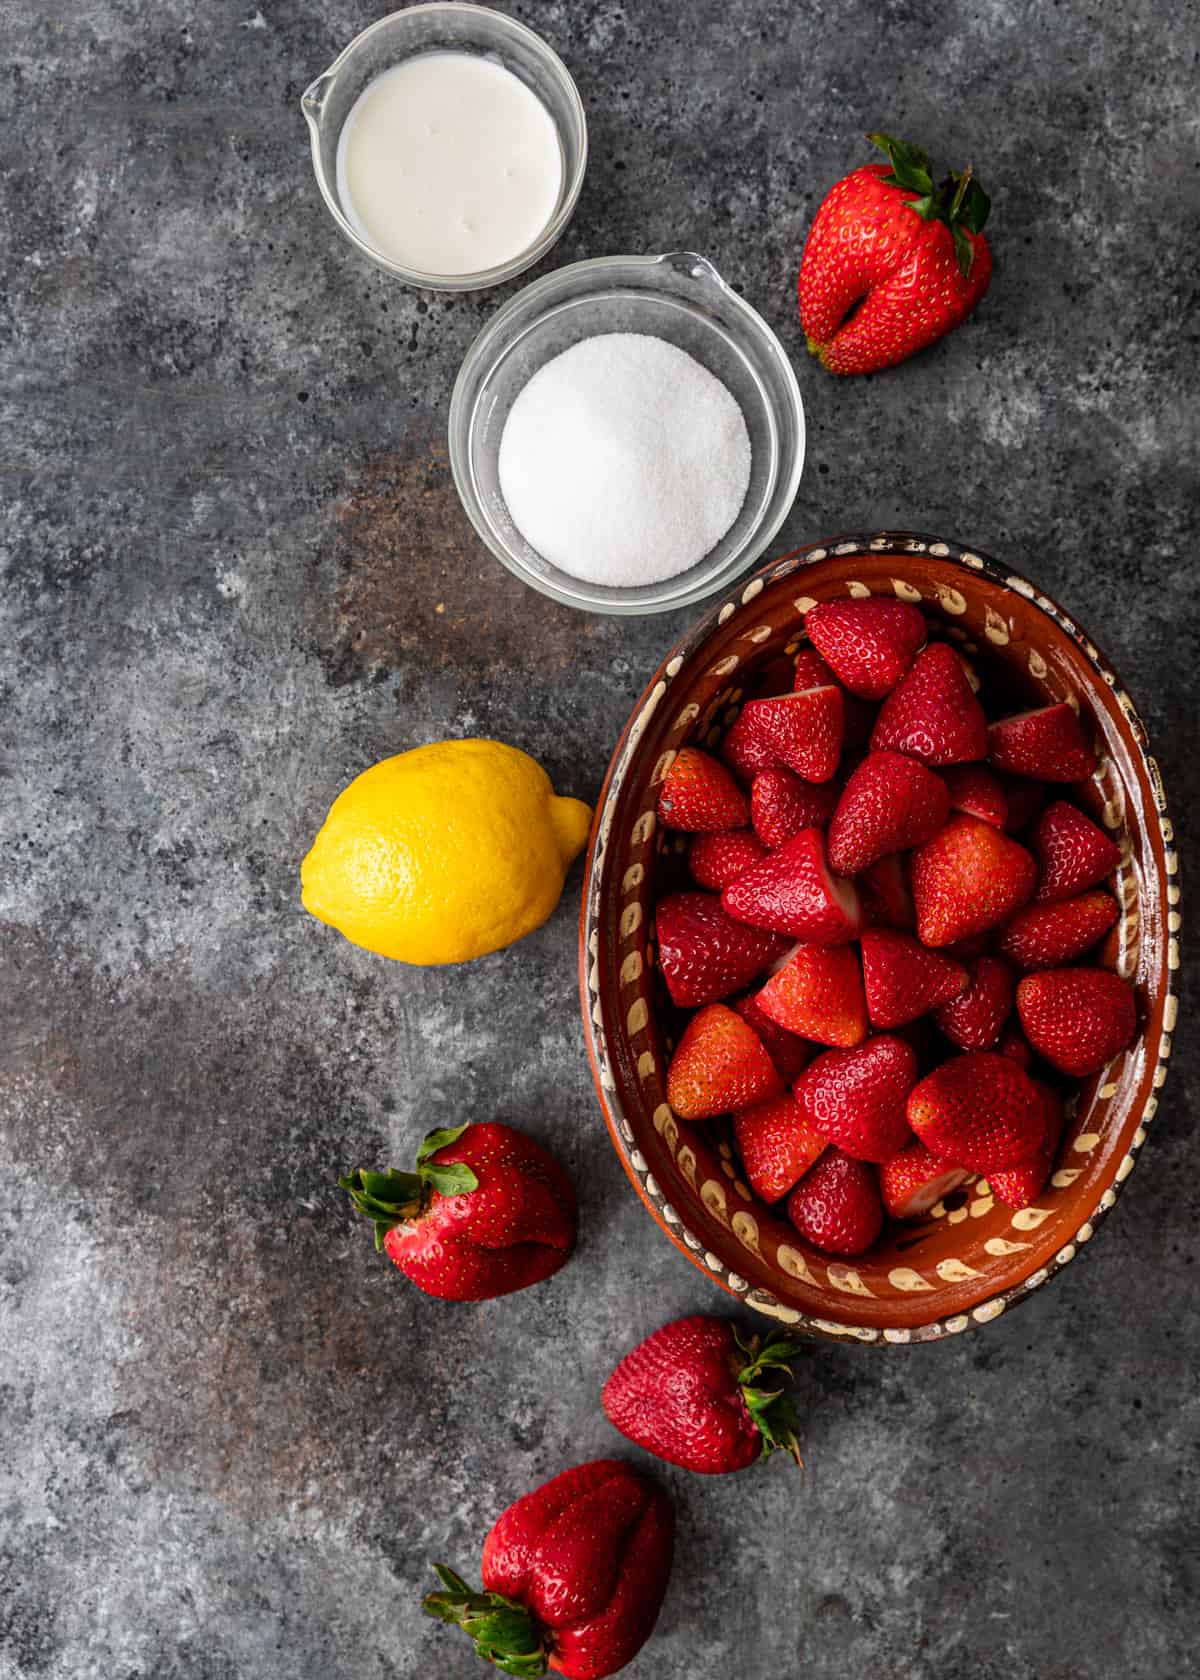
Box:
[301,739,592,965]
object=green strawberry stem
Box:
[867,131,991,278]
[339,1123,479,1250]
[423,1565,549,1678]
[733,1328,806,1466]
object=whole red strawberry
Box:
[880,1140,969,1219]
[722,829,862,945]
[805,597,925,699]
[656,746,749,832]
[734,1091,826,1200]
[688,829,766,890]
[424,1459,673,1679]
[756,942,868,1048]
[907,1052,1047,1174]
[751,767,839,848]
[786,1148,883,1255]
[602,1316,804,1474]
[799,133,992,376]
[741,685,844,782]
[1031,800,1122,902]
[827,750,951,874]
[666,1003,782,1119]
[794,1034,917,1162]
[1017,967,1137,1076]
[910,814,1037,945]
[656,891,789,1008]
[340,1122,575,1302]
[988,702,1096,782]
[861,927,967,1027]
[933,956,1015,1049]
[996,890,1119,970]
[871,642,988,765]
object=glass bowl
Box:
[301,3,587,292]
[448,252,807,614]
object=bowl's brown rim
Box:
[578,530,1181,1346]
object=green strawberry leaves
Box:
[868,132,992,278]
[423,1567,549,1677]
[340,1124,480,1247]
[733,1328,806,1466]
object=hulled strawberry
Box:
[723,707,779,781]
[751,767,839,848]
[880,1139,970,1219]
[857,853,916,930]
[805,597,925,699]
[340,1122,576,1302]
[1031,800,1122,902]
[722,829,862,944]
[827,750,951,874]
[871,642,988,765]
[603,1316,804,1474]
[688,829,766,891]
[941,763,1007,828]
[933,956,1015,1049]
[861,927,967,1028]
[910,814,1037,945]
[666,1003,782,1119]
[907,1052,1047,1174]
[798,133,992,376]
[740,686,844,783]
[987,702,1096,782]
[657,747,749,832]
[794,1034,917,1162]
[996,890,1119,970]
[734,1092,827,1200]
[734,993,814,1084]
[756,943,868,1048]
[424,1459,673,1679]
[792,648,838,690]
[1016,967,1137,1077]
[786,1149,884,1255]
[656,892,789,1008]
[989,1084,1064,1210]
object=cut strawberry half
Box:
[786,1149,883,1255]
[870,642,988,765]
[910,814,1037,946]
[666,1003,782,1119]
[794,1034,917,1162]
[688,830,767,891]
[733,1092,827,1202]
[751,768,838,849]
[741,686,844,783]
[907,1051,1048,1174]
[755,943,868,1048]
[656,893,790,1009]
[1016,967,1136,1077]
[996,890,1119,970]
[941,763,1007,828]
[1031,800,1122,902]
[657,746,750,832]
[723,829,862,945]
[861,927,967,1028]
[933,956,1014,1049]
[987,702,1096,782]
[827,750,951,874]
[733,993,813,1084]
[858,853,916,931]
[805,597,926,701]
[880,1140,970,1219]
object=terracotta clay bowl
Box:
[579,532,1180,1345]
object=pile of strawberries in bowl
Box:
[578,534,1176,1337]
[650,593,1139,1263]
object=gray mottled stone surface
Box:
[2,1,1198,1676]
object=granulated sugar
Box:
[497,332,752,587]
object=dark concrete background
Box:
[2,1,1197,1676]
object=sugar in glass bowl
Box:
[579,533,1180,1344]
[448,253,806,614]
